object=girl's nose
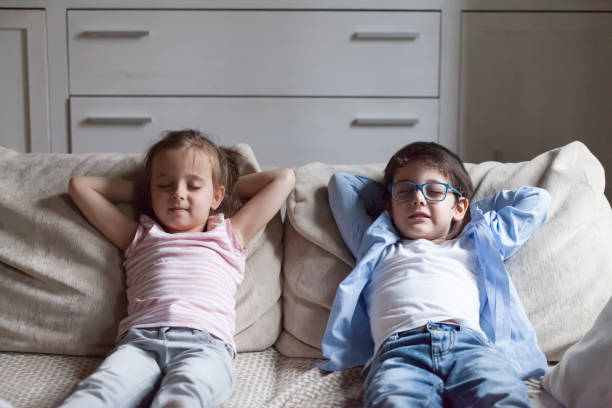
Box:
[171,185,186,199]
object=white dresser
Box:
[67,9,440,167]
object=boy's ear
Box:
[452,197,469,222]
[211,185,226,210]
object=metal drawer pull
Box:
[352,32,420,41]
[81,30,150,38]
[353,118,420,127]
[84,116,152,125]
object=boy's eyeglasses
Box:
[388,181,463,202]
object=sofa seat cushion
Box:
[0,144,282,356]
[0,349,560,408]
[277,141,612,364]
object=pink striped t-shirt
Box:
[119,214,246,350]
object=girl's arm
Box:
[230,168,295,248]
[68,176,139,252]
[328,172,385,259]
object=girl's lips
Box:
[410,212,430,219]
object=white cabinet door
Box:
[459,12,612,199]
[70,97,438,167]
[68,10,440,97]
[0,10,49,152]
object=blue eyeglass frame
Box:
[387,181,463,202]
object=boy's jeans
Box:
[363,321,531,408]
[60,327,236,408]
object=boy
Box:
[323,142,549,407]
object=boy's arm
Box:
[328,172,385,259]
[230,168,295,248]
[68,176,139,252]
[472,186,551,260]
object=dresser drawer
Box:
[70,97,438,166]
[68,10,440,97]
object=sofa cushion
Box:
[0,144,282,356]
[276,141,612,363]
[542,295,612,407]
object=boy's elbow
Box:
[527,186,552,212]
[328,172,352,193]
[328,172,347,200]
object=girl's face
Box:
[390,160,468,244]
[150,148,224,233]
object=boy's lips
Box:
[409,212,430,219]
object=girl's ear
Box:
[211,185,226,210]
[452,197,469,222]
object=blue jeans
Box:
[363,322,530,408]
[60,327,236,408]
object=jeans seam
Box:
[444,384,473,408]
[425,381,443,408]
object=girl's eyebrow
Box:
[186,174,205,181]
[152,173,204,180]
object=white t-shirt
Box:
[366,234,481,354]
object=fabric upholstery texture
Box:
[542,295,612,407]
[0,144,283,356]
[0,349,558,408]
[277,141,612,363]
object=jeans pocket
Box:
[464,327,492,348]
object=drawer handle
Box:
[353,118,420,127]
[84,116,152,125]
[352,32,420,41]
[81,30,150,38]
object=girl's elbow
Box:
[67,176,81,197]
[275,168,295,198]
[281,168,296,188]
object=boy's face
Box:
[390,161,468,244]
[150,148,225,233]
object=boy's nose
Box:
[413,189,427,204]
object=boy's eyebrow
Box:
[394,179,446,183]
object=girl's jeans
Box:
[60,327,236,408]
[363,321,531,408]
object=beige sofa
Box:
[1,141,611,407]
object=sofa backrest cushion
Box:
[276,141,612,363]
[0,144,282,356]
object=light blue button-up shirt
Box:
[320,172,550,380]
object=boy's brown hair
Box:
[383,142,473,237]
[383,141,473,202]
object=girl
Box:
[62,129,295,408]
[322,142,550,407]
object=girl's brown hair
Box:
[137,129,244,221]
